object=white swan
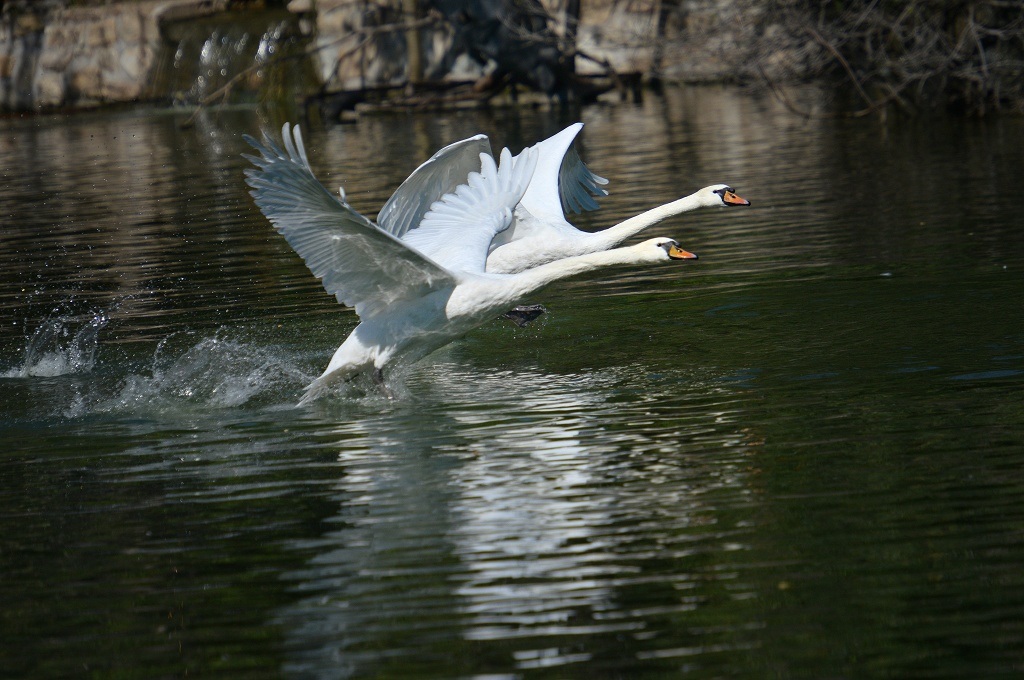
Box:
[378,122,750,274]
[244,124,699,402]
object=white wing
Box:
[243,123,456,319]
[377,134,493,238]
[403,146,539,274]
[518,122,608,222]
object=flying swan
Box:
[244,124,699,403]
[376,122,750,275]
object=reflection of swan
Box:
[378,122,750,274]
[244,124,698,402]
[272,364,756,675]
[273,368,635,676]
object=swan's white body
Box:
[378,122,749,274]
[244,124,698,403]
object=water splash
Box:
[4,307,317,416]
[110,333,314,411]
[152,12,314,107]
[5,310,110,378]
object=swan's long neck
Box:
[509,245,655,296]
[590,192,709,251]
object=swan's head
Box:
[645,237,698,261]
[702,184,750,207]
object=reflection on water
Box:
[1,90,1024,677]
[276,365,759,676]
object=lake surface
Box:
[2,88,1023,678]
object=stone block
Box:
[15,13,45,36]
[35,70,65,106]
[83,21,103,48]
[101,75,141,101]
[101,17,118,45]
[98,48,117,73]
[120,46,145,81]
[40,28,76,71]
[70,65,102,97]
[116,13,142,45]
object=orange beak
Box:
[722,190,750,206]
[668,245,699,260]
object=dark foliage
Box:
[426,0,573,96]
[778,0,1024,114]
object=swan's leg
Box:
[500,304,548,327]
[299,367,360,405]
[299,361,375,405]
[372,367,396,399]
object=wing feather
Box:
[560,143,609,214]
[402,146,539,274]
[243,123,456,319]
[377,134,493,238]
[517,122,608,222]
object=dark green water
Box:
[2,88,1023,678]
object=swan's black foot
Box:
[501,304,548,327]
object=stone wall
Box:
[299,0,485,91]
[305,0,804,91]
[305,0,666,90]
[0,0,807,112]
[36,3,159,107]
[568,0,807,83]
[0,0,229,111]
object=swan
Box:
[377,122,750,274]
[244,123,699,403]
[377,122,748,325]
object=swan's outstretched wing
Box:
[518,122,608,222]
[403,146,539,274]
[377,134,493,238]
[243,123,456,319]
